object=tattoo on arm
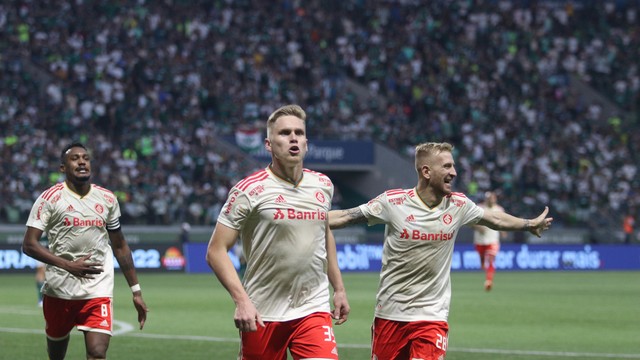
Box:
[345,207,367,226]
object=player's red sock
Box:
[486,262,495,282]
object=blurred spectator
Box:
[623,212,635,244]
[179,222,191,246]
[0,0,638,231]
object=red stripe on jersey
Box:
[448,192,468,199]
[42,184,64,200]
[303,168,328,178]
[385,189,406,196]
[92,184,114,195]
[41,185,58,200]
[236,169,267,190]
[238,172,269,191]
[237,171,269,191]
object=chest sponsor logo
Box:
[63,217,105,227]
[273,208,327,221]
[400,228,454,241]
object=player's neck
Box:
[416,185,442,208]
[65,179,91,197]
[269,162,302,185]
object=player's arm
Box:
[476,206,553,237]
[110,227,148,330]
[329,206,368,229]
[470,204,487,234]
[206,222,264,332]
[22,226,103,278]
[325,225,350,325]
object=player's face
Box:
[61,146,91,183]
[265,115,308,165]
[429,151,457,195]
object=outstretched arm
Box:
[476,206,553,238]
[329,207,368,229]
[325,226,350,325]
[206,222,264,332]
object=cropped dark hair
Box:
[60,142,88,164]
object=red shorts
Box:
[43,295,113,340]
[475,243,500,257]
[240,312,338,360]
[371,317,449,360]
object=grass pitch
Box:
[1,271,639,359]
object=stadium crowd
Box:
[0,1,638,233]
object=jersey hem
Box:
[42,293,114,300]
[374,313,448,323]
[261,310,331,323]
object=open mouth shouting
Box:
[289,145,301,156]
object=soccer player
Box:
[329,142,553,360]
[22,142,148,360]
[472,191,506,291]
[206,104,350,360]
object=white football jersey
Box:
[26,182,121,300]
[217,167,334,322]
[473,204,505,245]
[360,189,484,322]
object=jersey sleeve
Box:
[461,199,485,226]
[25,194,51,231]
[217,187,251,230]
[106,196,122,230]
[359,192,390,226]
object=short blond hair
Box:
[414,142,453,174]
[267,104,306,137]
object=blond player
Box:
[22,142,148,360]
[330,142,552,360]
[206,105,350,360]
[473,191,506,291]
